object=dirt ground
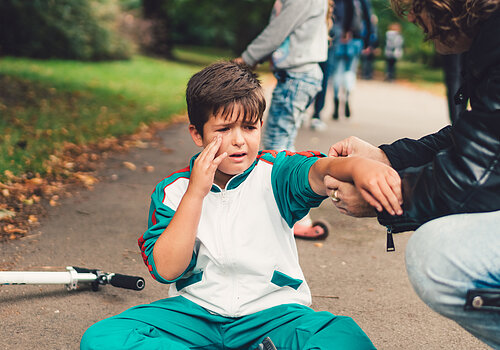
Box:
[0,79,490,349]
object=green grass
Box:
[374,58,444,83]
[0,50,231,180]
[372,58,446,96]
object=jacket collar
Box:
[189,153,258,192]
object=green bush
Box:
[0,0,132,61]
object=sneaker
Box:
[254,337,277,350]
[310,118,327,131]
[293,220,329,240]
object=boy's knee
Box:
[81,320,169,350]
[323,316,375,349]
[80,322,105,350]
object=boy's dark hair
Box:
[186,61,266,136]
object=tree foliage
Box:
[141,0,274,56]
[0,0,132,61]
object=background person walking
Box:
[235,0,329,151]
[384,22,404,81]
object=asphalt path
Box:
[0,78,490,349]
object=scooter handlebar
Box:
[109,273,145,291]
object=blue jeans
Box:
[313,39,362,118]
[262,66,322,151]
[405,210,500,349]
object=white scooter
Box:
[0,266,145,291]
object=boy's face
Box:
[189,105,262,186]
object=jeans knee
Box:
[405,230,451,312]
[405,223,471,317]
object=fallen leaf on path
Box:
[143,165,154,173]
[74,173,98,188]
[4,170,18,180]
[4,224,27,235]
[314,242,323,248]
[134,140,149,149]
[123,161,137,171]
[0,209,15,220]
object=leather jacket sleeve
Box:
[376,12,500,233]
[379,126,452,171]
[378,109,500,233]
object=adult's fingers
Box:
[328,141,349,157]
[324,175,342,192]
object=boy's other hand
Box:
[329,136,391,166]
[350,158,403,216]
[188,136,227,198]
[324,176,377,217]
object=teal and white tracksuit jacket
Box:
[139,150,327,318]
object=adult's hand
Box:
[329,136,391,166]
[233,57,245,65]
[324,175,377,218]
[233,57,256,70]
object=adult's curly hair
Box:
[390,0,500,45]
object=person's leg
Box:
[312,61,329,120]
[385,58,395,81]
[343,55,360,118]
[332,58,344,120]
[310,60,329,131]
[81,296,225,350]
[360,53,369,79]
[405,211,500,349]
[262,68,322,151]
[366,53,375,79]
[224,303,375,349]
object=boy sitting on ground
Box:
[81,61,402,350]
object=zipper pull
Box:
[386,227,395,252]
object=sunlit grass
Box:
[0,50,230,179]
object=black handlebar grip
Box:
[109,274,145,291]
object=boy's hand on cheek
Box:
[188,136,227,198]
[351,159,403,216]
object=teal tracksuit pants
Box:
[81,296,375,349]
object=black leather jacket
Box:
[377,10,500,234]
